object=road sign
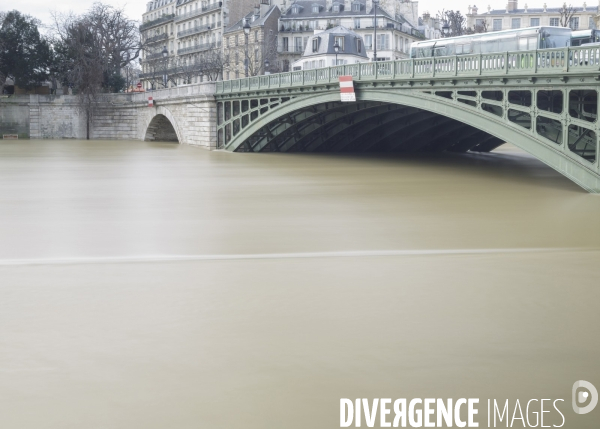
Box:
[148,97,153,107]
[339,76,355,102]
[137,82,142,89]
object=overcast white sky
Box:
[4,0,569,29]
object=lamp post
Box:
[161,45,169,88]
[333,41,340,66]
[264,58,270,75]
[373,0,379,62]
[442,20,450,37]
[243,19,251,77]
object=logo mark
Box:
[572,380,598,415]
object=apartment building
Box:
[276,0,436,71]
[140,0,229,89]
[223,2,281,79]
[466,1,599,32]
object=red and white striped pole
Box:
[339,76,356,102]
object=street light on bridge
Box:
[373,0,379,62]
[243,19,251,78]
[333,41,340,66]
[162,45,169,88]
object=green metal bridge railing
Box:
[216,46,600,95]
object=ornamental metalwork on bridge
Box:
[214,45,600,192]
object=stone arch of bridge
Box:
[222,90,600,192]
[141,106,184,143]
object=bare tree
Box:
[437,10,469,37]
[559,3,576,28]
[51,2,142,138]
[473,19,489,33]
[201,45,228,81]
[225,33,278,77]
[0,12,6,93]
[175,56,203,85]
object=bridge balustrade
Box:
[215,46,600,95]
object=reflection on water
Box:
[0,140,599,428]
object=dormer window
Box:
[312,5,319,13]
[352,3,361,11]
[291,5,302,14]
[312,36,320,52]
[332,3,340,12]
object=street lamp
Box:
[162,45,169,88]
[264,58,270,75]
[243,19,251,78]
[442,21,450,37]
[373,0,379,62]
[333,41,340,66]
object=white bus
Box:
[410,27,572,59]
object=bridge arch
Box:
[220,89,600,192]
[141,106,184,143]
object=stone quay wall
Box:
[0,82,217,149]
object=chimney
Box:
[472,4,478,14]
[345,0,351,12]
[260,0,271,17]
[327,0,334,11]
[507,0,517,12]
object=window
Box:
[364,34,372,49]
[353,3,360,11]
[291,5,301,14]
[550,18,559,26]
[312,37,319,52]
[354,18,360,28]
[530,18,540,26]
[356,38,362,53]
[511,18,521,29]
[475,19,485,29]
[570,17,579,30]
[333,4,340,12]
[294,36,303,52]
[334,36,344,51]
[376,34,389,50]
[493,19,502,31]
[312,5,319,12]
[590,17,597,29]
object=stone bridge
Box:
[214,46,600,193]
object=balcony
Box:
[178,24,212,37]
[177,41,221,55]
[278,46,304,54]
[175,2,222,22]
[140,14,175,31]
[146,52,171,60]
[280,25,317,32]
[144,33,168,44]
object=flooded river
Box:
[0,140,599,428]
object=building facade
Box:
[140,0,229,89]
[292,25,369,69]
[466,1,599,32]
[223,3,281,80]
[276,0,438,72]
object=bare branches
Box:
[224,32,279,78]
[50,2,141,138]
[559,3,576,28]
[437,10,468,38]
